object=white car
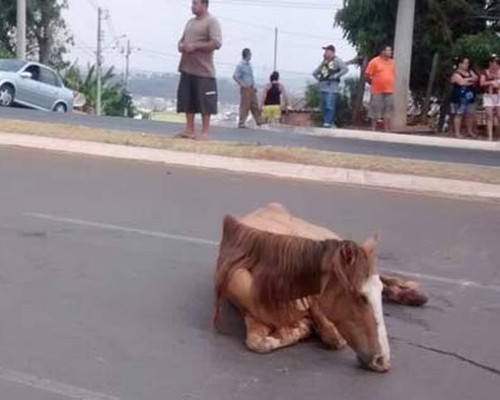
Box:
[0,59,74,112]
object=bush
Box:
[304,78,360,127]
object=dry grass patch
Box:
[1,118,499,185]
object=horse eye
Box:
[360,294,369,305]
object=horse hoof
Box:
[383,286,428,306]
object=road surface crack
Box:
[392,337,500,377]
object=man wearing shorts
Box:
[177,0,222,140]
[365,45,396,131]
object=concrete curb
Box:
[248,124,500,152]
[308,128,500,151]
[1,132,499,200]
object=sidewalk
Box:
[1,132,499,201]
[214,121,500,152]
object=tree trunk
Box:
[421,52,439,124]
[352,57,367,126]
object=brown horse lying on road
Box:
[213,203,395,372]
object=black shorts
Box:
[177,72,218,115]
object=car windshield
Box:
[0,59,26,72]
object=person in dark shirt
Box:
[261,71,289,126]
[449,56,478,139]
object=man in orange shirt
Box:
[365,45,396,131]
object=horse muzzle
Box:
[358,354,391,373]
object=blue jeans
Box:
[321,91,337,126]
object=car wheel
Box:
[54,103,67,113]
[0,84,15,107]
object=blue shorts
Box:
[450,103,474,115]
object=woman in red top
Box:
[479,54,500,141]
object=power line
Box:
[84,0,99,10]
[220,16,345,41]
[139,47,315,77]
[213,0,341,10]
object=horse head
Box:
[320,235,390,372]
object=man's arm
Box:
[312,63,323,81]
[331,58,348,81]
[364,60,374,84]
[177,27,186,53]
[233,64,248,87]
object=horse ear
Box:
[339,241,357,267]
[362,231,380,256]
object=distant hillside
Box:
[125,72,241,105]
[122,71,308,105]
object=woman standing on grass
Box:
[449,57,479,139]
[479,54,500,141]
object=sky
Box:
[64,0,356,84]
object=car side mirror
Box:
[20,71,32,79]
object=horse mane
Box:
[213,214,371,329]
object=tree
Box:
[63,63,136,117]
[27,0,74,69]
[304,78,360,127]
[335,0,500,98]
[455,30,500,68]
[0,0,16,56]
[0,0,72,69]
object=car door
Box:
[39,67,61,110]
[16,64,44,107]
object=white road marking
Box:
[24,212,218,246]
[0,366,120,400]
[23,212,500,293]
[380,268,500,294]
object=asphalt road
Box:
[1,106,499,167]
[0,146,499,400]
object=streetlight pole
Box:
[96,7,103,116]
[16,0,27,60]
[393,0,416,130]
[273,27,278,71]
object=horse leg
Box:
[310,303,347,350]
[380,274,428,306]
[273,317,314,348]
[244,315,313,353]
[244,315,280,353]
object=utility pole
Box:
[273,27,278,71]
[121,38,141,90]
[125,39,131,90]
[16,0,27,60]
[123,39,132,117]
[392,0,416,130]
[96,7,105,116]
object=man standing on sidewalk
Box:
[233,48,263,128]
[365,45,396,132]
[312,44,348,128]
[176,0,222,140]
